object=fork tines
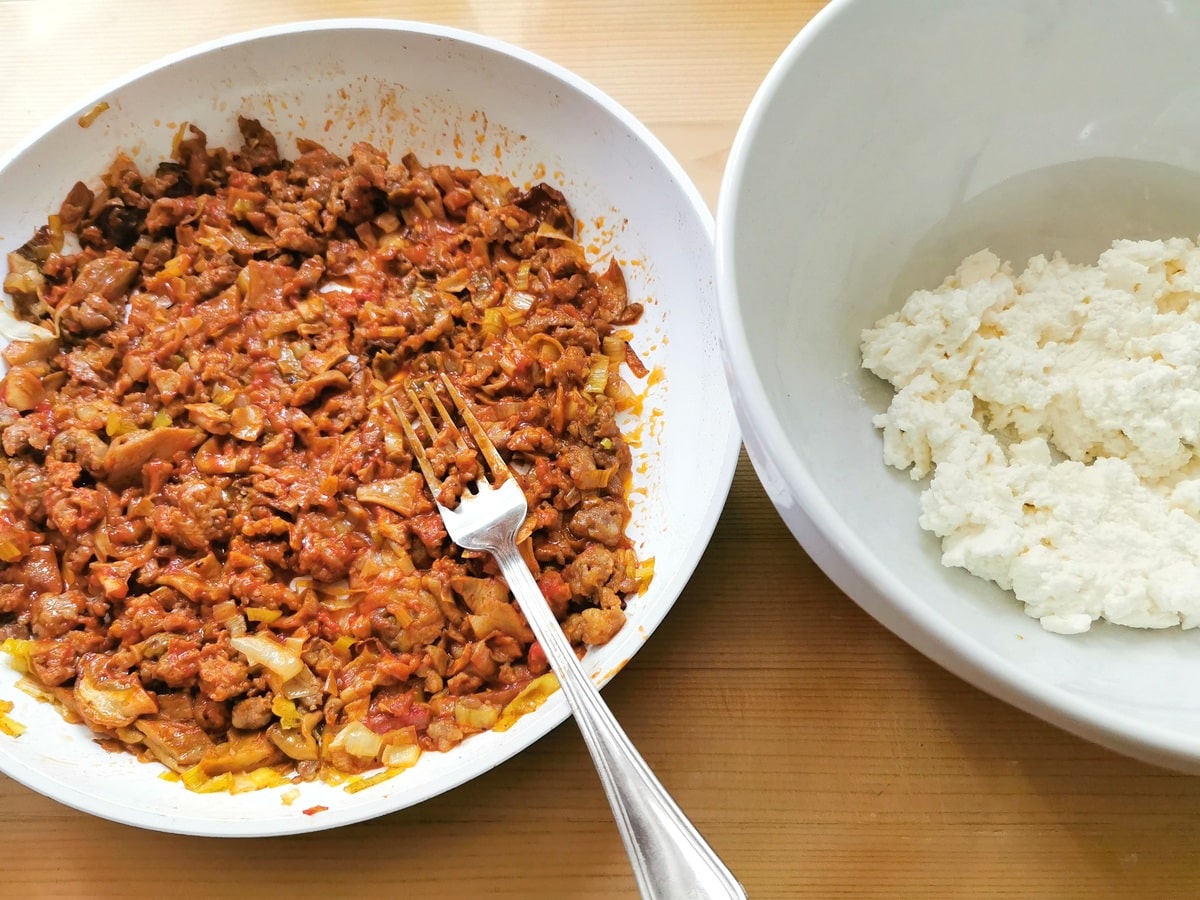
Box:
[389,374,512,500]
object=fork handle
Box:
[492,543,746,900]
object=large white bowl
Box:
[717,0,1200,772]
[0,20,738,834]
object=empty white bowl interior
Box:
[721,0,1200,768]
[0,20,738,833]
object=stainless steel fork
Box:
[392,373,745,900]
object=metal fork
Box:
[392,374,745,900]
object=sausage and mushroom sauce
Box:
[0,118,649,788]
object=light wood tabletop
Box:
[2,1,1200,897]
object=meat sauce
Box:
[0,118,648,784]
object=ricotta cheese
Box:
[862,238,1200,633]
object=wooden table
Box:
[2,2,1199,897]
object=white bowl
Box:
[717,0,1200,772]
[0,20,738,834]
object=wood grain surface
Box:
[1,2,1200,898]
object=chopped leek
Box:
[230,767,290,794]
[105,410,137,437]
[181,764,234,794]
[494,673,560,732]
[500,304,527,327]
[380,742,421,770]
[333,721,382,760]
[344,767,401,794]
[271,694,303,730]
[584,354,609,393]
[159,253,190,279]
[180,762,290,795]
[434,268,470,292]
[0,699,25,738]
[512,259,532,291]
[506,290,535,312]
[454,700,499,731]
[602,335,626,364]
[331,635,356,659]
[481,306,506,336]
[635,556,656,590]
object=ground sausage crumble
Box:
[0,117,648,787]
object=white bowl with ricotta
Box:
[717,0,1200,771]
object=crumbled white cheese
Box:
[862,239,1200,632]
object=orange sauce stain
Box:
[532,161,546,180]
[594,659,632,683]
[323,118,334,132]
[77,101,110,128]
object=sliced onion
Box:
[355,474,425,517]
[74,660,158,730]
[230,634,303,680]
[332,721,382,760]
[381,742,421,769]
[454,700,500,731]
[278,664,322,703]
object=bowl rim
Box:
[714,0,1200,773]
[0,16,742,833]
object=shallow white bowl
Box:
[0,20,738,834]
[717,0,1200,772]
